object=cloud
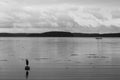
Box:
[111,9,120,19]
[0,3,120,33]
[16,0,120,7]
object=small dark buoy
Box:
[25,66,30,71]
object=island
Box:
[0,31,120,37]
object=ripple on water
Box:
[0,59,8,62]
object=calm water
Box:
[0,37,120,80]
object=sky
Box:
[0,0,120,33]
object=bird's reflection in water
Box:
[26,70,29,80]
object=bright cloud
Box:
[0,0,120,33]
[1,5,120,27]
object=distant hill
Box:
[40,31,74,37]
[0,31,73,37]
[0,31,120,37]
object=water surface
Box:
[0,37,120,80]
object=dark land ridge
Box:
[0,31,120,37]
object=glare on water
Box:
[0,37,120,80]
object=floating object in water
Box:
[25,59,30,79]
[25,66,30,71]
